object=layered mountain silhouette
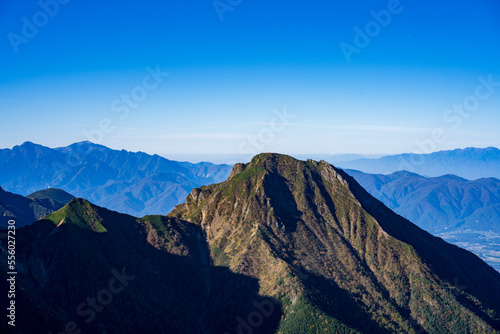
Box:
[0,186,73,228]
[347,170,500,271]
[0,141,231,217]
[3,153,500,333]
[336,147,500,180]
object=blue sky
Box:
[1,0,499,158]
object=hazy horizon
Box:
[2,0,499,155]
[2,140,498,165]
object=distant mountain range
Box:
[0,141,231,217]
[2,142,499,272]
[0,186,73,228]
[336,147,500,180]
[2,143,498,220]
[346,170,500,271]
[3,153,500,333]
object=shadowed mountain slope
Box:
[0,198,282,334]
[171,153,500,333]
[346,169,500,270]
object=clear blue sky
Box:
[1,0,499,158]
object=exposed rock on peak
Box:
[172,153,500,333]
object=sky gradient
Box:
[1,0,500,158]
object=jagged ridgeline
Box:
[1,153,499,334]
[171,153,500,333]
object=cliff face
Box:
[2,153,500,333]
[171,153,500,333]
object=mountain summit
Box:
[171,153,500,333]
[2,153,500,333]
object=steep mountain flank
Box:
[346,169,500,270]
[171,153,500,333]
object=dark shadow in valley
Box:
[0,209,283,334]
[206,266,283,334]
[264,173,302,233]
[301,270,392,334]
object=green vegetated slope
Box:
[170,153,500,333]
